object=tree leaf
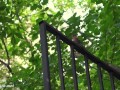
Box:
[42,0,48,5]
[0,43,2,49]
[15,32,23,39]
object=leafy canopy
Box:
[0,0,120,89]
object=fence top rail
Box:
[39,21,120,80]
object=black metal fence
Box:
[39,21,120,90]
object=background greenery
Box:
[0,0,120,90]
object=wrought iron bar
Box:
[97,65,104,90]
[56,36,65,90]
[84,56,92,90]
[70,46,78,90]
[109,72,115,90]
[40,22,51,90]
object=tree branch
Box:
[0,39,13,74]
[1,38,10,65]
[0,59,8,66]
[0,59,13,74]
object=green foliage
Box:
[0,0,120,90]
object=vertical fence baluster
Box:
[97,65,104,90]
[40,22,51,90]
[109,72,115,90]
[56,36,65,90]
[70,46,78,90]
[84,56,92,90]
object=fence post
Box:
[56,36,65,90]
[70,46,78,90]
[84,56,92,90]
[109,72,115,90]
[40,22,51,90]
[97,65,104,90]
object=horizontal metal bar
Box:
[39,21,120,80]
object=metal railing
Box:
[39,21,120,90]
